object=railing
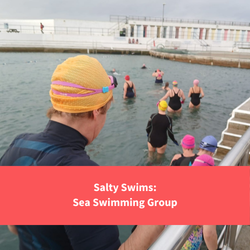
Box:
[1,23,250,44]
[110,15,250,27]
[0,24,117,36]
[149,225,242,250]
[219,127,250,166]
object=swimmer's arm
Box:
[152,72,156,77]
[181,90,186,102]
[123,83,127,99]
[118,225,164,250]
[203,225,217,250]
[188,88,192,98]
[160,91,169,101]
[170,154,182,165]
[161,71,164,76]
[146,117,153,134]
[200,87,205,98]
[8,225,18,235]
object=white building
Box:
[0,15,250,52]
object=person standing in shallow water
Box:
[170,134,198,166]
[162,82,170,91]
[152,69,164,83]
[1,55,164,250]
[188,79,204,108]
[146,100,178,154]
[123,75,136,99]
[159,81,185,113]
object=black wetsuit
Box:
[168,89,181,111]
[141,66,147,69]
[146,113,177,148]
[125,81,134,98]
[190,87,201,106]
[0,121,121,250]
[171,154,198,166]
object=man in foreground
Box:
[2,55,164,249]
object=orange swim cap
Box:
[50,55,113,113]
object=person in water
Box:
[152,69,164,83]
[162,82,170,91]
[159,81,185,112]
[170,134,198,166]
[1,55,164,250]
[197,135,218,157]
[112,68,116,73]
[123,75,136,99]
[141,64,147,69]
[188,79,205,108]
[146,100,178,154]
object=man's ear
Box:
[92,109,100,120]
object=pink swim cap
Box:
[192,154,214,166]
[125,75,130,80]
[193,79,199,85]
[181,135,195,149]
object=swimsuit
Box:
[190,87,201,106]
[0,121,121,250]
[155,73,163,83]
[168,89,181,111]
[125,81,134,98]
[146,113,177,148]
[171,154,198,166]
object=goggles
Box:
[51,75,118,98]
[193,158,214,166]
[200,141,217,149]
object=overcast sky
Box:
[1,0,250,22]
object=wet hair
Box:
[164,82,169,88]
[47,97,113,119]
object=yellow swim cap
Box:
[158,100,168,111]
[50,55,113,113]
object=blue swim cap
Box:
[199,135,218,153]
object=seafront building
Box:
[0,15,250,52]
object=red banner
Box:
[0,166,249,225]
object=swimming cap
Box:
[173,81,178,85]
[181,135,195,149]
[157,69,160,72]
[192,154,214,166]
[125,75,130,80]
[50,55,113,113]
[193,79,199,85]
[199,135,218,153]
[158,100,168,111]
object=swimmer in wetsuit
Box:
[123,75,136,99]
[146,100,178,154]
[188,79,204,108]
[152,69,164,83]
[2,55,164,250]
[141,63,147,69]
[159,81,185,112]
[170,134,198,166]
